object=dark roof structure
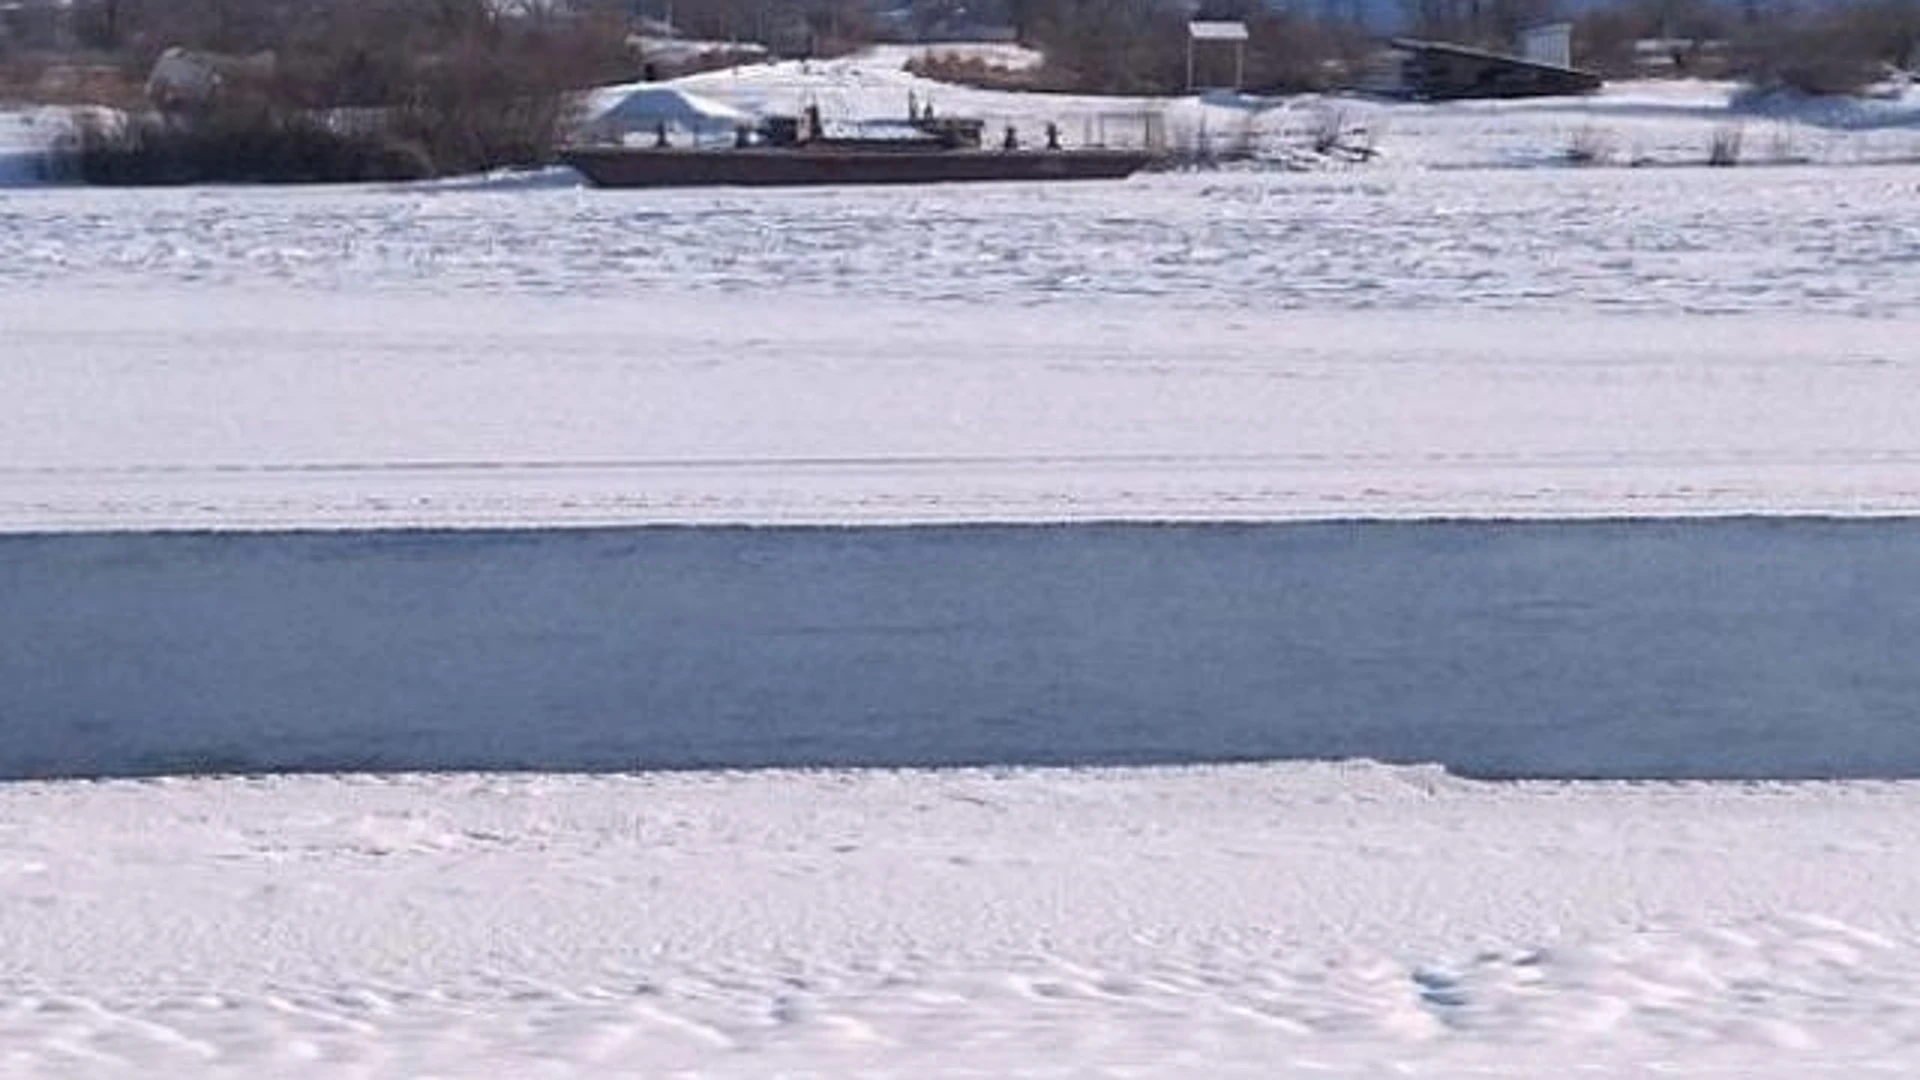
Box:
[1387,37,1603,100]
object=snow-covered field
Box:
[6,50,1920,1078]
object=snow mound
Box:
[578,83,756,143]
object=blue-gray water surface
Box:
[3,520,1915,781]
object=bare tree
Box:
[1738,0,1919,93]
[1401,0,1562,48]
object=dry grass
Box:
[1708,124,1745,167]
[902,53,1059,93]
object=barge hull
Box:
[559,147,1156,188]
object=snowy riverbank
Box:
[8,48,1920,183]
[5,763,1920,1077]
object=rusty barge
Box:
[560,106,1158,189]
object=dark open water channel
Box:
[3,520,1916,781]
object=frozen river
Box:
[8,80,1920,1078]
[5,165,1919,317]
[10,288,1916,530]
[7,518,1918,781]
[8,167,1920,778]
[7,166,1920,533]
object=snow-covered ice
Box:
[5,764,1920,1078]
[4,160,1919,532]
